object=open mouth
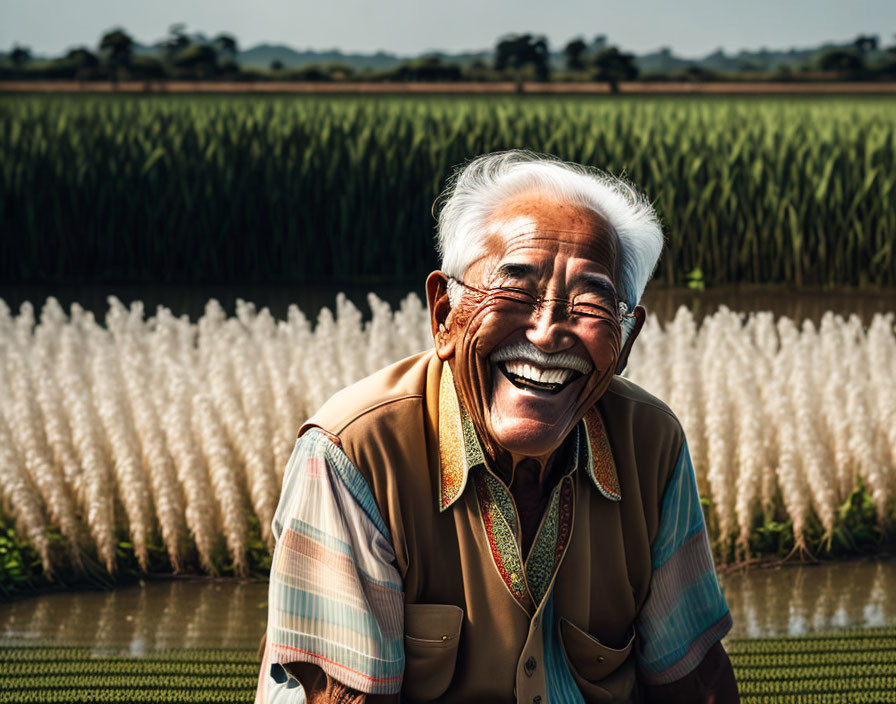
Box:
[497,361,583,395]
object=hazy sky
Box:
[3,0,894,57]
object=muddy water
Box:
[1,559,894,652]
[0,580,269,654]
[720,558,896,638]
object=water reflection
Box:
[0,579,268,653]
[2,560,895,652]
[720,558,896,638]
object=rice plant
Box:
[1,95,894,287]
[4,630,896,703]
[0,295,893,579]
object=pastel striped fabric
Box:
[635,438,733,685]
[255,429,405,703]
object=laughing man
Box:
[256,151,738,703]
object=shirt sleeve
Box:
[255,428,405,703]
[634,436,732,686]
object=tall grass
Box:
[1,95,894,286]
[0,294,893,578]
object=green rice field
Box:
[2,628,895,703]
[2,94,894,287]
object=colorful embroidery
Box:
[524,486,559,605]
[483,471,518,537]
[525,475,575,606]
[438,364,620,613]
[438,364,469,511]
[584,408,622,501]
[475,469,531,608]
[555,477,574,563]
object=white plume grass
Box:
[1,296,893,575]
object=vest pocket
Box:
[402,603,464,702]
[558,617,636,703]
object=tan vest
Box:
[300,350,683,704]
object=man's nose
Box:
[526,299,575,353]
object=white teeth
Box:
[491,341,593,375]
[503,361,574,385]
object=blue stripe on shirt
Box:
[636,437,732,684]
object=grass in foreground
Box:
[1,629,894,703]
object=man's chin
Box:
[486,372,586,458]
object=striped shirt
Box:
[256,426,730,702]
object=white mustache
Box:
[490,341,593,375]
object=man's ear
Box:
[426,271,456,361]
[614,305,646,375]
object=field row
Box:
[3,632,896,704]
[2,95,894,286]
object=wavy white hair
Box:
[435,150,664,343]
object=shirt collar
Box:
[437,362,621,512]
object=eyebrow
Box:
[494,261,540,280]
[493,264,617,297]
[577,272,618,297]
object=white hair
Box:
[435,150,664,342]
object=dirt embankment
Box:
[3,80,896,94]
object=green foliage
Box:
[685,267,706,291]
[818,48,867,76]
[0,510,270,595]
[591,46,639,91]
[0,518,42,595]
[729,478,893,563]
[727,629,896,702]
[494,34,550,80]
[1,95,895,288]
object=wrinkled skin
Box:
[281,192,738,703]
[428,192,641,475]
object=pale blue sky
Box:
[3,0,894,57]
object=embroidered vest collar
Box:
[437,362,621,512]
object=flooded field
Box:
[2,559,894,653]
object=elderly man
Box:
[256,151,738,703]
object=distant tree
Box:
[270,58,284,72]
[818,48,866,77]
[164,23,191,59]
[389,56,462,81]
[99,27,134,78]
[563,37,588,71]
[63,47,99,79]
[66,47,98,68]
[683,64,716,82]
[494,34,550,81]
[853,35,878,54]
[323,63,354,80]
[174,44,219,78]
[592,46,639,92]
[592,35,608,52]
[214,34,238,59]
[289,64,330,81]
[10,45,31,67]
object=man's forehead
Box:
[486,192,610,233]
[480,194,618,265]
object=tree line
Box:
[4,27,896,87]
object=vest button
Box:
[525,656,537,675]
[597,655,605,662]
